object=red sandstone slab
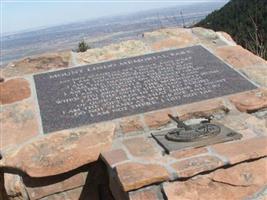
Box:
[144,109,172,129]
[129,186,163,200]
[101,149,128,167]
[0,78,31,105]
[0,99,39,149]
[26,172,86,200]
[119,116,144,133]
[1,122,115,177]
[215,45,267,68]
[115,162,169,191]
[171,155,224,178]
[163,158,267,200]
[170,147,208,160]
[229,88,267,112]
[175,98,229,120]
[122,137,159,158]
[211,137,267,164]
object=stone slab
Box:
[34,45,257,133]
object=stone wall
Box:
[0,27,267,200]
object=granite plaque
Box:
[34,45,257,133]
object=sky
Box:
[1,0,228,34]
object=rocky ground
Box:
[0,27,267,200]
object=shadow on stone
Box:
[79,159,114,200]
[1,159,114,199]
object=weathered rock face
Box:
[163,159,267,200]
[215,45,267,69]
[1,52,70,78]
[3,173,28,200]
[115,162,169,191]
[1,122,115,177]
[129,186,163,200]
[0,99,39,149]
[229,88,267,112]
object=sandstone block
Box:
[26,172,86,200]
[4,173,28,200]
[175,98,228,120]
[164,158,267,200]
[129,186,163,200]
[144,109,172,129]
[211,137,267,164]
[119,116,144,133]
[2,52,70,78]
[115,162,169,191]
[0,78,31,105]
[101,149,128,167]
[1,122,115,177]
[229,88,267,112]
[122,137,159,158]
[0,99,39,149]
[170,147,208,160]
[215,45,267,69]
[171,155,224,178]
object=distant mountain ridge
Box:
[196,0,267,59]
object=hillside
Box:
[196,0,267,59]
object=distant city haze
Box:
[1,0,228,66]
[2,0,228,34]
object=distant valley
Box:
[1,2,226,66]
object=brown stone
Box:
[115,162,169,191]
[171,155,224,178]
[176,98,229,120]
[43,193,66,200]
[101,149,128,167]
[216,111,251,131]
[238,129,257,140]
[211,137,267,164]
[170,147,208,160]
[144,109,172,129]
[2,52,70,77]
[1,122,115,177]
[4,173,28,200]
[26,172,86,199]
[122,137,159,158]
[212,159,267,187]
[129,186,163,200]
[217,31,236,44]
[215,45,267,69]
[164,158,267,200]
[245,116,267,136]
[0,173,7,200]
[65,187,83,200]
[119,116,143,133]
[0,99,39,149]
[242,65,267,87]
[0,78,31,105]
[229,89,267,112]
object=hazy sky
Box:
[1,0,228,34]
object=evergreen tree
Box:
[78,40,90,52]
[195,0,267,59]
